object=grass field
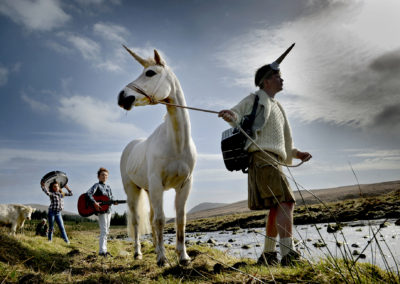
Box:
[1,189,399,283]
[1,221,399,283]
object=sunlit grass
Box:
[0,189,399,283]
[1,225,399,283]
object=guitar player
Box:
[87,167,118,257]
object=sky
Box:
[1,0,399,217]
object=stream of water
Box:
[162,219,399,271]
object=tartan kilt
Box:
[248,151,295,210]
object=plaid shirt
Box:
[42,187,72,212]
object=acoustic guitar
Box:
[77,194,126,217]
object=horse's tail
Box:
[127,188,151,237]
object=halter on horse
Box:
[118,46,197,266]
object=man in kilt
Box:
[219,44,312,266]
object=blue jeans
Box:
[48,209,69,243]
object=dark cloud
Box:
[372,104,400,127]
[302,0,353,15]
[370,49,400,72]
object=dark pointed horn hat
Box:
[256,43,295,87]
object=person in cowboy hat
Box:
[40,180,73,244]
[218,43,312,266]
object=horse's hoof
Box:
[157,258,167,267]
[179,258,191,266]
[134,253,142,260]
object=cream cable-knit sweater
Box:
[229,89,298,165]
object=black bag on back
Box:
[221,95,259,173]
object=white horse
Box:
[118,46,196,266]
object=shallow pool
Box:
[162,218,400,271]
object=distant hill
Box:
[25,203,97,221]
[185,180,400,220]
[25,204,76,215]
[188,202,228,214]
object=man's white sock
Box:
[264,236,277,252]
[280,237,294,257]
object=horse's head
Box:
[118,46,173,110]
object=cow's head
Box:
[22,206,35,220]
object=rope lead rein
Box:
[158,100,304,168]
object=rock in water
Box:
[327,223,343,233]
[313,241,326,248]
[380,221,391,228]
[207,238,217,245]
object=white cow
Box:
[0,204,36,235]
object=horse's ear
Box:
[154,49,165,66]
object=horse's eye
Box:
[145,70,157,77]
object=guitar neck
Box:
[99,200,127,205]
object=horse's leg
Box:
[149,205,157,246]
[126,182,143,259]
[175,178,192,265]
[148,180,166,267]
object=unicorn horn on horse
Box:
[118,45,197,266]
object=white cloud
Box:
[93,22,130,43]
[294,148,400,176]
[341,157,400,172]
[350,149,400,158]
[0,63,21,86]
[64,33,101,61]
[0,66,8,86]
[75,0,105,5]
[194,168,243,182]
[96,60,123,72]
[45,40,74,55]
[197,153,221,161]
[52,31,130,72]
[216,0,400,131]
[75,0,121,6]
[58,95,147,139]
[11,62,21,73]
[21,93,50,112]
[342,148,400,171]
[48,30,166,74]
[0,0,70,31]
[0,147,120,165]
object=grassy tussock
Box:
[0,226,398,283]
